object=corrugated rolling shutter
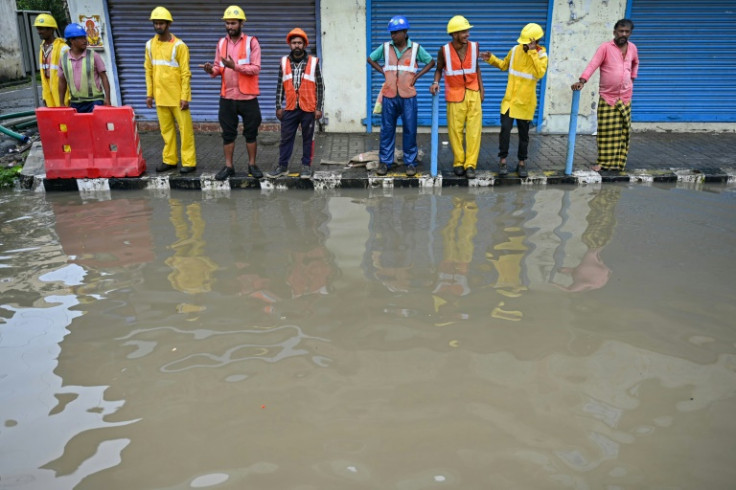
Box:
[369,0,550,127]
[108,0,317,122]
[629,0,736,122]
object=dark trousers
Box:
[498,110,531,161]
[279,108,316,167]
[380,95,418,166]
[71,100,103,113]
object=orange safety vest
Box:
[442,41,479,102]
[218,34,259,96]
[382,41,419,98]
[281,55,318,112]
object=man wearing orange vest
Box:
[367,16,435,177]
[34,14,69,107]
[269,28,324,179]
[203,5,263,181]
[430,15,484,179]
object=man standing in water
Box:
[35,14,69,107]
[367,15,435,177]
[203,5,263,181]
[430,15,484,179]
[270,28,324,179]
[145,7,197,174]
[571,19,638,173]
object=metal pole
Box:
[565,89,580,176]
[431,93,439,177]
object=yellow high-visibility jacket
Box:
[487,44,548,121]
[144,35,191,107]
[39,38,70,107]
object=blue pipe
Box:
[565,90,580,176]
[430,93,439,177]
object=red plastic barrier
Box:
[36,106,146,179]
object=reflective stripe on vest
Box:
[282,55,317,112]
[508,45,547,81]
[62,50,104,102]
[147,38,183,67]
[443,41,477,76]
[383,42,418,74]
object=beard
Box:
[614,36,628,46]
[154,27,166,35]
[291,48,305,58]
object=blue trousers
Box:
[380,96,418,167]
[71,100,103,113]
[279,108,316,167]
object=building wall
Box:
[320,0,367,132]
[68,0,121,105]
[0,0,24,82]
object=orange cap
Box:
[286,28,309,46]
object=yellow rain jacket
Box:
[39,38,70,107]
[144,35,191,106]
[486,44,548,121]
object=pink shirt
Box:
[580,40,639,106]
[211,34,260,100]
[57,49,106,92]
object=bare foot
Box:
[591,164,601,172]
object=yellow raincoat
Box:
[39,38,70,107]
[144,35,196,167]
[486,44,548,121]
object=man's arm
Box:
[178,43,192,110]
[476,43,484,102]
[100,71,111,106]
[314,61,324,119]
[367,44,385,75]
[144,42,154,108]
[429,47,445,95]
[275,62,284,120]
[58,76,68,107]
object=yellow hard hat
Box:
[222,5,246,20]
[447,15,472,34]
[34,14,58,29]
[517,23,544,44]
[150,6,173,22]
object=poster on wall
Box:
[78,14,103,48]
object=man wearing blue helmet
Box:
[367,15,435,176]
[58,23,110,113]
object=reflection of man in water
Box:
[166,200,218,294]
[554,188,620,292]
[435,196,477,297]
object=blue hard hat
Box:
[387,15,409,32]
[64,23,86,39]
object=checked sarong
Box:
[595,98,631,171]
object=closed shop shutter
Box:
[629,0,736,122]
[107,0,317,122]
[369,0,551,127]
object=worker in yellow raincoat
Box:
[35,14,69,107]
[481,23,548,178]
[145,7,197,174]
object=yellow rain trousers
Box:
[145,35,196,167]
[447,89,482,169]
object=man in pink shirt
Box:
[572,19,638,172]
[203,5,263,181]
[57,23,111,113]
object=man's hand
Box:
[315,110,322,120]
[276,108,283,120]
[571,80,585,91]
[146,97,154,109]
[104,97,111,106]
[180,100,189,111]
[524,40,538,52]
[429,81,440,95]
[479,51,491,62]
[222,56,235,69]
[203,62,213,74]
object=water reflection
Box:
[1,187,735,488]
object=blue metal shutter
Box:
[629,0,736,122]
[369,0,551,127]
[107,0,317,122]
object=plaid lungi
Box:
[596,98,631,171]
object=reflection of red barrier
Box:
[36,106,146,179]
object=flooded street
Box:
[1,185,735,489]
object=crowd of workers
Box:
[33,7,638,181]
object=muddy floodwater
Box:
[1,184,735,489]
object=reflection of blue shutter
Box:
[629,0,736,122]
[369,0,551,127]
[108,0,317,122]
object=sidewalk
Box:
[20,129,736,191]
